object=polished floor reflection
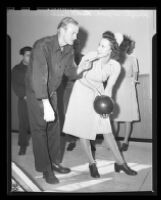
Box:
[11,132,152,193]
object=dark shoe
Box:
[18,146,26,155]
[67,142,76,151]
[114,163,137,176]
[43,170,59,184]
[52,163,71,174]
[120,143,129,151]
[89,163,100,178]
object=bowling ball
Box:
[93,95,114,115]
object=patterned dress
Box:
[63,52,121,140]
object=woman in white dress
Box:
[112,35,140,152]
[63,31,137,178]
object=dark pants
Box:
[26,91,61,172]
[17,98,30,147]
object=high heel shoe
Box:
[114,163,137,176]
[89,163,100,178]
[120,143,129,151]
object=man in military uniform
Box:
[12,46,32,155]
[25,17,92,184]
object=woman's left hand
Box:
[134,80,140,84]
[100,114,109,118]
[132,78,140,85]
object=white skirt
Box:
[63,80,112,140]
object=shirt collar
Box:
[52,34,73,54]
[20,60,28,66]
[52,34,61,52]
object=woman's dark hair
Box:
[120,35,135,54]
[102,31,120,61]
[19,46,32,55]
[119,35,135,64]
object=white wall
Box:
[7,9,156,131]
[7,9,156,73]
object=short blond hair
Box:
[57,17,79,30]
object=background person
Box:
[112,35,140,151]
[12,46,32,155]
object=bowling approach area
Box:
[11,132,153,193]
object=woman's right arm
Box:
[79,77,101,95]
[132,57,139,84]
[104,61,121,98]
[77,51,98,74]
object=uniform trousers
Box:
[26,91,61,172]
[17,98,30,147]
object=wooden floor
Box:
[11,132,153,194]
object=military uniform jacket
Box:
[26,34,80,100]
[12,61,28,99]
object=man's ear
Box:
[60,26,66,35]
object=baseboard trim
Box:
[115,136,152,143]
[11,130,152,143]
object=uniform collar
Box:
[20,61,28,66]
[52,35,61,52]
[52,34,73,54]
